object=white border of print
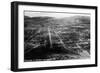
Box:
[18,5,95,69]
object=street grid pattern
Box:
[24,13,90,62]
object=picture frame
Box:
[11,1,98,72]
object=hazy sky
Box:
[24,11,90,18]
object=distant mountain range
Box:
[24,15,90,28]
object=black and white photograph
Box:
[11,1,97,71]
[24,11,90,62]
